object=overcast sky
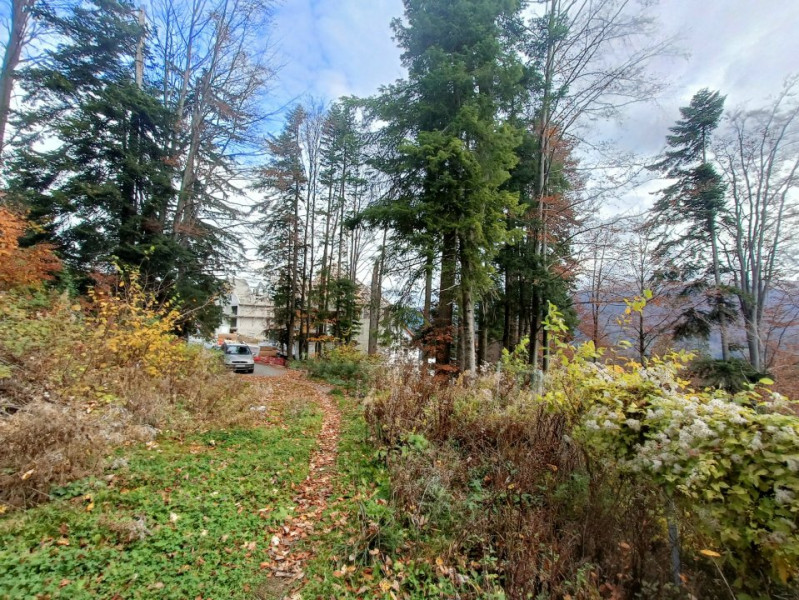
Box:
[269,0,799,211]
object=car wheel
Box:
[247,368,254,374]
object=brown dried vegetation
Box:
[0,213,249,507]
[366,365,679,599]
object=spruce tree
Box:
[367,0,524,374]
[7,0,224,335]
[650,89,731,360]
[255,105,307,358]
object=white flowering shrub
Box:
[540,307,799,588]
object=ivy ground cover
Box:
[0,395,321,599]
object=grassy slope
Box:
[0,403,321,599]
[299,391,505,600]
[1,382,503,600]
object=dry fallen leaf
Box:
[699,549,721,558]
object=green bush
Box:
[299,345,381,394]
[364,305,799,597]
[689,356,770,392]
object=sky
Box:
[269,0,799,211]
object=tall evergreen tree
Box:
[367,0,524,374]
[6,0,224,335]
[255,105,306,358]
[649,89,731,359]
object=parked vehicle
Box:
[221,343,255,373]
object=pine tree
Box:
[367,0,524,374]
[650,89,731,360]
[6,0,224,336]
[255,105,307,358]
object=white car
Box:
[221,343,255,374]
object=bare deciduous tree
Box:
[718,78,799,372]
[523,0,675,367]
[150,0,276,249]
[0,0,36,157]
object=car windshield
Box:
[225,345,251,355]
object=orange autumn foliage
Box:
[0,207,61,290]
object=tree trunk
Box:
[477,302,488,366]
[368,254,382,355]
[638,312,646,365]
[502,268,511,350]
[316,181,334,355]
[529,289,541,366]
[462,281,476,375]
[709,220,730,361]
[336,159,347,278]
[423,252,433,324]
[305,162,317,360]
[287,179,301,360]
[172,77,207,238]
[510,273,520,347]
[0,0,31,157]
[435,232,456,374]
[458,231,477,376]
[456,308,465,373]
[419,250,433,362]
[743,305,762,372]
[542,323,550,372]
[529,0,556,370]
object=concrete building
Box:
[213,277,414,357]
[215,278,274,342]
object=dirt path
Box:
[251,374,341,599]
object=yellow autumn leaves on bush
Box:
[87,275,185,378]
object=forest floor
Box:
[0,371,474,599]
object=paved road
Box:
[251,363,287,377]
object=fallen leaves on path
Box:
[251,372,340,595]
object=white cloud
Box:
[270,0,404,108]
[266,0,799,217]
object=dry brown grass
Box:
[0,358,252,508]
[0,402,104,506]
[0,289,253,508]
[365,364,677,599]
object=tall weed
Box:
[366,330,799,598]
[298,344,381,394]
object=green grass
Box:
[0,403,322,599]
[299,392,506,599]
[0,388,507,599]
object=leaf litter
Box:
[250,373,341,598]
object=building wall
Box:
[215,278,274,342]
[213,278,410,357]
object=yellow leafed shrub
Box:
[87,276,184,377]
[0,271,245,507]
